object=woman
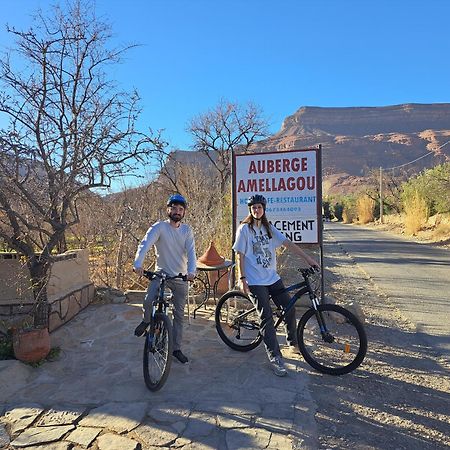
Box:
[233,194,318,376]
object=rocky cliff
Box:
[251,103,450,194]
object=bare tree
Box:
[188,100,268,191]
[0,0,163,327]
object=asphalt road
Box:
[324,222,450,358]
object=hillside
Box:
[251,103,450,195]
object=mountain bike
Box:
[141,270,187,391]
[215,268,367,375]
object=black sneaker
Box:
[134,321,149,337]
[173,350,189,364]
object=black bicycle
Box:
[141,270,187,391]
[215,268,367,375]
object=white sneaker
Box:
[270,356,287,377]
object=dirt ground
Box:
[355,214,450,249]
[301,229,450,450]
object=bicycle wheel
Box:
[143,313,173,391]
[215,290,263,352]
[297,304,367,375]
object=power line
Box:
[379,139,450,224]
[384,139,450,171]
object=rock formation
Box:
[251,103,450,194]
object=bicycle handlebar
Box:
[299,266,320,277]
[142,270,188,282]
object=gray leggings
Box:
[143,276,188,352]
[248,279,297,360]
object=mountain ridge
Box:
[250,102,450,194]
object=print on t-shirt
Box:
[252,232,272,268]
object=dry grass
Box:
[404,191,429,235]
[342,207,355,224]
[357,195,375,224]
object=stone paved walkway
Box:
[0,300,317,449]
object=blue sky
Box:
[1,0,449,156]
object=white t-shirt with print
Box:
[233,223,286,286]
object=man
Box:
[133,193,196,364]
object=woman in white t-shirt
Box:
[233,194,318,377]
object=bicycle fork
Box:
[311,296,334,344]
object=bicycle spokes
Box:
[143,315,173,391]
[299,306,366,375]
[215,292,263,351]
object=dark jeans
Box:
[248,279,297,360]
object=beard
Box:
[168,212,184,222]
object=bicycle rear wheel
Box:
[215,290,263,352]
[143,313,173,391]
[297,304,367,375]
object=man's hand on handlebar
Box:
[187,273,195,282]
[134,267,144,277]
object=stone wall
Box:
[0,249,94,332]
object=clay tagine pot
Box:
[198,242,225,266]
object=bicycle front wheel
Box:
[143,313,173,391]
[215,290,263,352]
[297,304,367,375]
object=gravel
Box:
[307,233,450,450]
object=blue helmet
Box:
[167,193,187,208]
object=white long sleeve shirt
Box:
[133,220,197,276]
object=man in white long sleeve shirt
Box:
[133,193,196,364]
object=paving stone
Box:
[0,423,10,448]
[268,431,293,449]
[226,427,272,450]
[172,436,192,448]
[197,401,261,416]
[182,411,217,439]
[10,425,74,447]
[66,426,101,447]
[261,402,295,419]
[97,432,139,450]
[0,361,34,401]
[172,420,188,434]
[78,402,147,432]
[147,402,192,423]
[259,386,298,403]
[217,413,252,429]
[255,416,294,432]
[18,443,71,450]
[37,405,85,426]
[3,404,44,435]
[132,422,179,447]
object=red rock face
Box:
[250,103,450,195]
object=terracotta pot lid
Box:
[198,241,225,266]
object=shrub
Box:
[356,195,375,224]
[404,190,429,235]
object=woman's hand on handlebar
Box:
[134,267,144,277]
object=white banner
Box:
[234,149,320,243]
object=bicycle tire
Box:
[297,304,367,375]
[215,290,263,352]
[143,313,173,391]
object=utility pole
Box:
[379,166,384,224]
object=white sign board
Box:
[233,148,320,244]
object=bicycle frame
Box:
[265,270,323,333]
[143,271,185,347]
